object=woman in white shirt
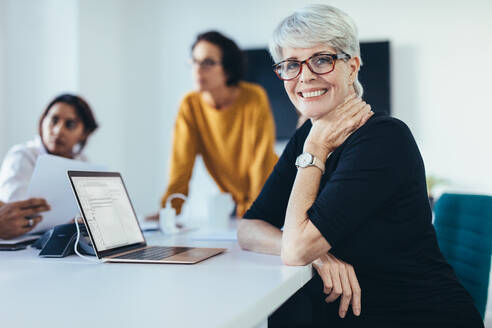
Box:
[0,94,98,205]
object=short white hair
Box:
[269,4,363,97]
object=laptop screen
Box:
[70,175,145,252]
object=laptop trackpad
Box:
[164,248,226,264]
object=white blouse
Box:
[0,137,87,202]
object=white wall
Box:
[78,0,168,215]
[0,0,79,158]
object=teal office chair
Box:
[433,193,492,319]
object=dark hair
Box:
[192,31,245,86]
[38,94,98,153]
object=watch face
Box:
[297,153,313,167]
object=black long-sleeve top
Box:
[244,113,482,327]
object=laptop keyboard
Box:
[113,246,192,260]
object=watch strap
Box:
[311,156,325,174]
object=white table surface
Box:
[0,224,313,328]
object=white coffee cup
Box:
[159,207,179,234]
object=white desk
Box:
[0,226,313,328]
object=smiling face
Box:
[41,102,87,158]
[282,44,360,120]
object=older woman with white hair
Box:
[237,4,482,327]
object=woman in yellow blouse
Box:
[155,31,278,218]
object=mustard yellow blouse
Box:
[161,82,278,217]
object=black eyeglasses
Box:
[272,53,351,81]
[191,58,219,70]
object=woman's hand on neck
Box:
[201,85,239,110]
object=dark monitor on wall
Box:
[244,41,391,140]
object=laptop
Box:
[67,170,226,264]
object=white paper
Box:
[26,154,107,234]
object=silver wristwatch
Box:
[295,152,325,174]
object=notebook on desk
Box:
[67,170,225,264]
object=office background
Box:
[0,0,491,322]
